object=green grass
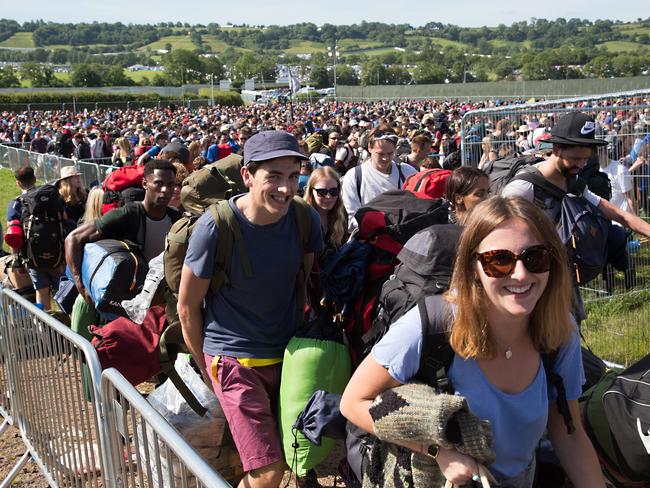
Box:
[125,69,163,82]
[489,39,532,49]
[583,290,650,366]
[614,24,650,36]
[284,40,326,54]
[141,35,197,51]
[202,35,233,52]
[597,40,647,52]
[0,169,21,253]
[0,32,35,49]
[338,38,384,50]
[355,47,402,56]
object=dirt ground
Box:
[0,424,49,487]
[0,420,345,487]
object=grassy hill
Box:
[0,32,35,48]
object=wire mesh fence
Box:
[460,90,650,366]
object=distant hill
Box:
[0,17,648,88]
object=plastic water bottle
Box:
[627,240,641,254]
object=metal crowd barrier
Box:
[460,89,650,167]
[0,288,110,487]
[101,369,231,488]
[460,93,650,366]
[0,286,233,487]
[0,143,120,186]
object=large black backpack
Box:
[321,190,449,365]
[513,168,610,285]
[20,184,66,269]
[580,353,650,485]
[361,224,462,357]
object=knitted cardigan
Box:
[363,383,495,488]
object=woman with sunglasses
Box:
[305,166,347,263]
[340,196,605,488]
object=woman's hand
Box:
[436,446,479,486]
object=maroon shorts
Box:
[204,354,284,472]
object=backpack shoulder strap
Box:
[541,350,576,435]
[207,200,253,294]
[291,197,313,249]
[512,167,567,201]
[291,197,314,327]
[396,162,406,188]
[354,164,363,202]
[415,295,455,393]
[123,202,147,246]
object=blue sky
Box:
[7,0,648,27]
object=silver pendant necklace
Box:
[504,347,513,360]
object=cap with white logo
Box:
[546,112,608,147]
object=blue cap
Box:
[243,130,308,167]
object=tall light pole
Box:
[327,42,340,99]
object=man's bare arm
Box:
[177,265,211,375]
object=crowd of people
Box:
[2,98,650,488]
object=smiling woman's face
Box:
[475,218,549,321]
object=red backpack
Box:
[321,190,450,365]
[402,168,452,199]
[102,165,145,214]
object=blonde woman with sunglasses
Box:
[340,196,605,488]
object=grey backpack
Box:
[360,224,462,357]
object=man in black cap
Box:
[503,111,650,237]
[178,131,322,488]
[503,112,650,321]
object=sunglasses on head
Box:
[313,187,340,197]
[372,130,399,143]
[474,245,551,278]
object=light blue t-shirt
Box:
[372,305,585,480]
[184,195,323,358]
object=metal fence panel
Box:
[0,289,111,488]
[460,91,650,167]
[460,91,650,365]
[101,369,231,488]
[75,161,102,188]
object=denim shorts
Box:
[27,267,63,291]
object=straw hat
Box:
[56,166,82,184]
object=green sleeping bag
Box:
[278,334,351,476]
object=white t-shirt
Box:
[602,160,632,213]
[341,160,417,231]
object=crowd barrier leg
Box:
[0,288,112,488]
[0,285,33,487]
[0,452,32,488]
[101,368,231,488]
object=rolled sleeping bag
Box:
[278,330,351,476]
[78,239,148,319]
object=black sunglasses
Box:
[474,245,551,278]
[371,129,399,143]
[313,188,340,197]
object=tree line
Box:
[0,17,648,88]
